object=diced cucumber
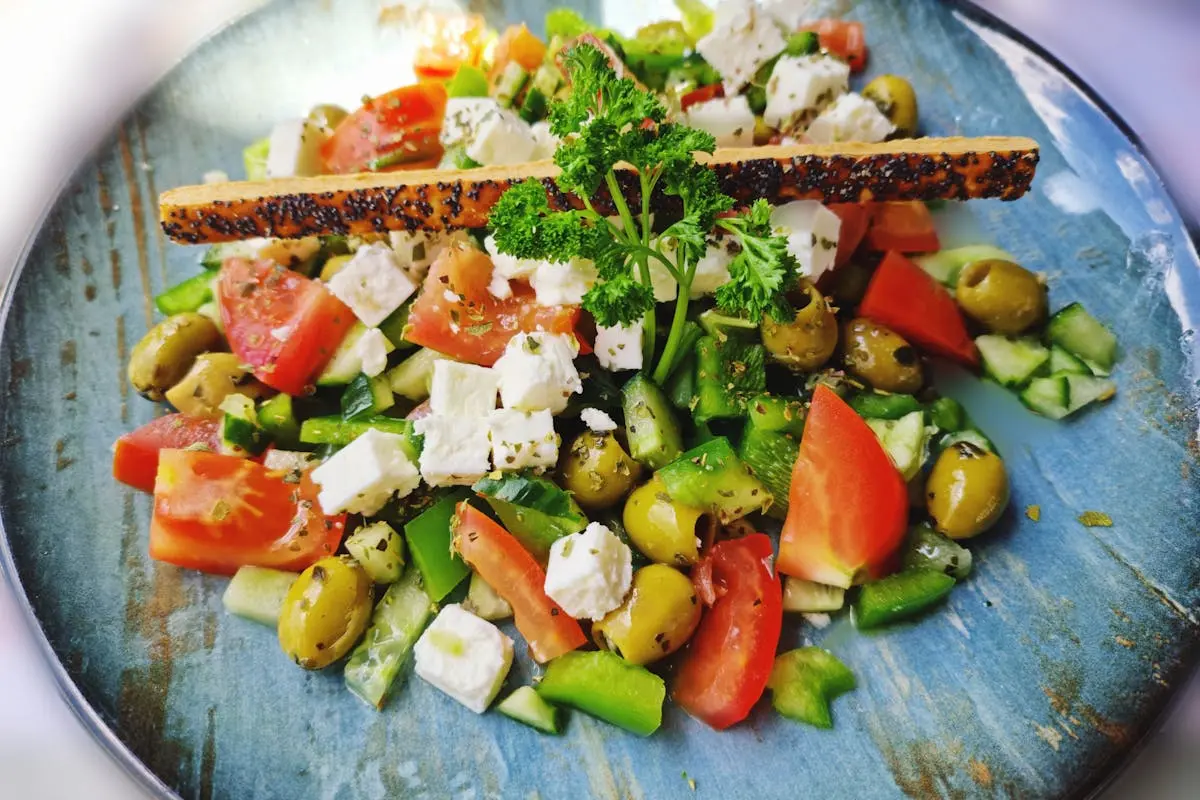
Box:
[341,373,395,421]
[1046,302,1117,376]
[866,411,929,481]
[768,648,855,729]
[197,301,223,332]
[258,393,300,449]
[200,240,263,271]
[976,335,1050,387]
[465,572,513,621]
[344,567,436,709]
[155,270,219,315]
[782,578,846,613]
[491,61,530,108]
[849,392,923,421]
[243,137,270,181]
[299,416,419,460]
[518,86,549,123]
[497,686,564,734]
[318,322,397,387]
[666,352,697,412]
[447,64,490,98]
[938,428,994,453]
[746,393,806,436]
[927,396,965,433]
[659,437,772,522]
[387,347,453,402]
[1019,374,1070,420]
[697,308,757,340]
[345,521,406,584]
[222,566,297,626]
[913,245,1014,288]
[853,569,956,630]
[219,394,266,456]
[694,335,767,422]
[901,525,972,579]
[404,493,472,601]
[1065,373,1117,414]
[472,472,587,559]
[378,302,415,350]
[738,426,797,520]
[622,373,684,469]
[529,63,563,99]
[1048,345,1090,375]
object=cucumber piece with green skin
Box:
[491,61,530,107]
[345,521,406,584]
[219,394,267,456]
[341,373,395,421]
[849,392,923,421]
[927,396,965,433]
[378,302,415,351]
[299,416,419,460]
[665,352,697,412]
[622,373,684,469]
[782,578,846,613]
[518,86,549,123]
[344,566,436,709]
[155,270,219,315]
[659,437,772,522]
[447,64,490,98]
[854,569,956,630]
[901,525,972,579]
[222,566,296,626]
[200,240,263,271]
[1048,345,1090,376]
[693,335,767,422]
[738,426,797,520]
[319,322,397,387]
[472,472,587,559]
[387,347,453,402]
[1019,374,1070,419]
[404,492,472,601]
[465,572,512,621]
[746,394,807,436]
[866,411,929,481]
[697,308,757,340]
[937,428,994,454]
[243,137,270,181]
[976,335,1050,387]
[497,686,563,734]
[913,245,1014,288]
[1046,302,1117,375]
[258,393,301,449]
[1065,373,1116,414]
[768,647,855,729]
[536,650,665,736]
[197,301,223,333]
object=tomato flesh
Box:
[864,201,940,253]
[452,502,586,663]
[404,243,583,365]
[827,203,872,267]
[320,82,448,174]
[218,258,354,395]
[777,385,909,588]
[680,83,724,111]
[113,414,221,493]
[150,450,345,575]
[673,533,782,730]
[859,250,979,366]
[803,19,868,72]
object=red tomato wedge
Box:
[827,203,873,267]
[680,83,724,111]
[113,414,221,493]
[150,450,345,575]
[218,258,355,395]
[673,534,783,730]
[859,250,979,366]
[320,82,448,174]
[777,386,908,588]
[452,503,587,663]
[490,24,548,79]
[413,12,489,81]
[803,19,868,72]
[864,201,940,253]
[404,243,585,365]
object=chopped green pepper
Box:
[768,648,855,728]
[536,650,665,736]
[854,569,956,630]
[404,493,472,601]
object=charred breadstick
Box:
[160,136,1038,244]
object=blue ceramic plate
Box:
[2,1,1198,797]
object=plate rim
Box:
[0,2,1195,799]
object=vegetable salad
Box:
[115,1,1120,736]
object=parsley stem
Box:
[652,258,698,385]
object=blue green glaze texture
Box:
[2,1,1198,797]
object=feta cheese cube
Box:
[465,107,538,166]
[203,170,229,184]
[805,92,896,144]
[440,97,502,150]
[764,55,850,133]
[414,414,491,486]
[594,320,644,372]
[386,229,468,281]
[484,234,540,299]
[327,242,418,327]
[488,409,559,472]
[771,200,842,283]
[544,522,633,620]
[311,428,420,515]
[530,258,598,306]
[428,361,499,417]
[690,237,737,298]
[414,604,514,714]
[530,120,561,160]
[262,449,317,474]
[580,407,618,433]
[265,118,328,178]
[683,95,756,148]
[698,0,788,90]
[355,327,392,377]
[494,332,582,413]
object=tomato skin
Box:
[404,243,584,365]
[491,24,547,79]
[777,385,908,588]
[680,83,724,111]
[452,503,587,663]
[673,533,782,730]
[113,414,221,493]
[218,258,355,395]
[320,83,448,174]
[859,250,979,366]
[803,19,868,72]
[864,201,940,253]
[827,203,872,267]
[149,450,345,575]
[414,12,489,82]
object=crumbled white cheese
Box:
[428,361,499,418]
[771,200,842,283]
[327,242,418,327]
[763,54,850,133]
[683,95,756,147]
[494,332,582,414]
[580,407,618,433]
[265,118,328,178]
[593,320,644,372]
[487,408,559,472]
[698,0,789,90]
[355,327,392,377]
[413,414,492,487]
[310,428,420,516]
[805,92,895,144]
[414,604,513,713]
[543,522,634,621]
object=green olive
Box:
[842,317,923,393]
[259,237,322,270]
[278,556,373,670]
[622,476,704,566]
[319,254,353,282]
[127,313,223,401]
[826,258,873,308]
[955,259,1048,335]
[307,103,349,133]
[560,431,643,510]
[761,281,838,372]
[862,74,919,137]
[926,442,1009,539]
[592,564,701,665]
[164,353,272,419]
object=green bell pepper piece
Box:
[536,650,665,736]
[404,492,471,601]
[854,569,956,630]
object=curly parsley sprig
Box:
[489,43,798,384]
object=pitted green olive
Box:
[862,75,919,137]
[955,259,1047,335]
[622,476,704,565]
[560,431,643,510]
[307,103,349,133]
[842,317,923,393]
[592,564,701,665]
[926,442,1009,539]
[127,313,223,401]
[165,353,272,418]
[761,281,838,372]
[278,556,373,670]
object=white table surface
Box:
[1,1,1197,798]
